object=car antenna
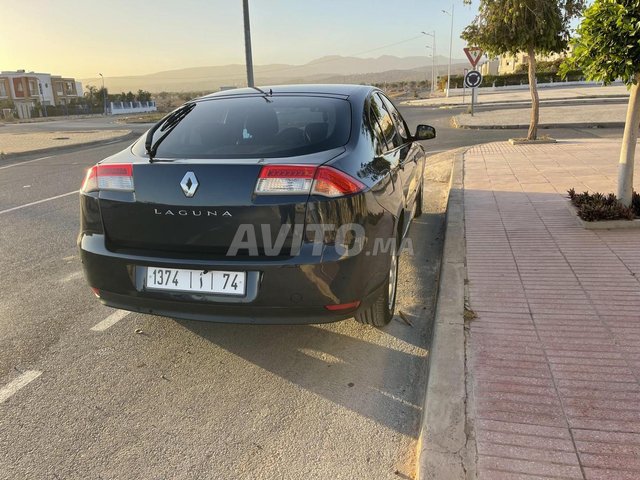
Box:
[251,86,273,103]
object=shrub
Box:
[567,189,639,221]
[444,70,584,89]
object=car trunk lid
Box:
[99,149,344,257]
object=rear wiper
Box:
[145,102,196,162]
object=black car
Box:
[79,84,435,326]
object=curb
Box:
[402,93,630,109]
[418,151,474,479]
[451,116,625,130]
[0,131,138,161]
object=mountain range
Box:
[81,55,470,93]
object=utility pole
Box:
[421,31,436,94]
[243,0,255,88]
[99,73,107,115]
[38,81,47,117]
[425,46,434,93]
[442,4,454,97]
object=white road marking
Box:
[0,370,42,404]
[0,190,78,216]
[60,271,84,283]
[0,155,51,170]
[91,310,130,332]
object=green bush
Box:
[568,189,640,221]
[445,70,584,89]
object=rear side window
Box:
[368,103,387,155]
[379,94,409,142]
[146,96,352,159]
[370,94,401,150]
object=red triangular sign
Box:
[464,47,484,68]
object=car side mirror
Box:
[414,124,436,141]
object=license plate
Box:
[145,267,246,296]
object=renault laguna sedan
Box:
[78,84,435,327]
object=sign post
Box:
[462,68,468,105]
[463,46,484,116]
[464,70,483,116]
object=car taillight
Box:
[255,165,365,198]
[255,165,316,195]
[313,166,365,197]
[81,165,98,192]
[81,164,134,193]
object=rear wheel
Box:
[355,235,399,327]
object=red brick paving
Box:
[464,140,640,480]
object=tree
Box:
[462,0,585,140]
[561,0,640,206]
[136,89,152,102]
[84,85,98,104]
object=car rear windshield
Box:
[142,95,352,159]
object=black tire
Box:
[414,184,423,218]
[355,234,400,327]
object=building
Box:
[0,70,83,119]
[480,58,499,76]
[498,52,530,75]
[497,49,571,75]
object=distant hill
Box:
[81,55,469,93]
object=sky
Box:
[1,0,480,79]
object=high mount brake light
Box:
[81,164,134,193]
[255,165,365,198]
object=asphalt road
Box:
[0,116,456,479]
[0,106,626,478]
[0,116,145,134]
[399,105,624,152]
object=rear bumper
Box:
[93,288,385,324]
[79,233,390,324]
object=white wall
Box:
[445,80,609,97]
[32,74,55,105]
[109,101,157,115]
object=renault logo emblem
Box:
[180,172,199,198]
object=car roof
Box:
[198,84,375,101]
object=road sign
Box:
[464,70,483,89]
[464,47,484,68]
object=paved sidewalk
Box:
[0,129,131,155]
[454,103,627,129]
[464,140,640,479]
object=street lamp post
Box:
[421,31,436,94]
[38,82,47,117]
[242,0,255,88]
[442,4,454,97]
[98,73,107,115]
[424,45,434,93]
